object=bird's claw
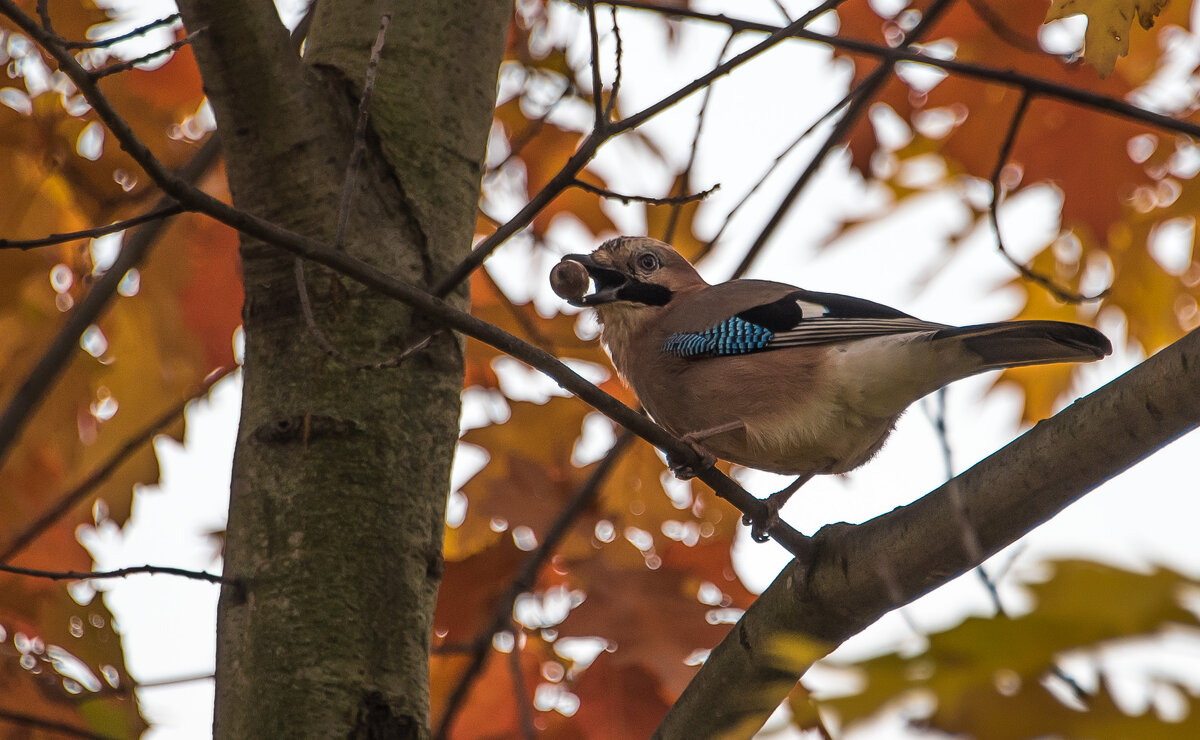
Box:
[742,474,812,544]
[743,498,782,543]
[667,438,716,479]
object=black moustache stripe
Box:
[618,281,672,306]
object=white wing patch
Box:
[796,300,829,318]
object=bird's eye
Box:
[635,252,660,272]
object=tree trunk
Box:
[175,2,508,737]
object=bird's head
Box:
[554,237,708,312]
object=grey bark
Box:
[174,2,508,737]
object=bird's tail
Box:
[933,320,1112,370]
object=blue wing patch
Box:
[664,316,774,358]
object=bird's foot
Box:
[742,474,814,543]
[667,421,745,479]
[742,499,781,543]
[667,435,717,480]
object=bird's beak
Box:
[562,253,631,307]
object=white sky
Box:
[75,1,1200,737]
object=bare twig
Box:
[295,12,391,365]
[875,557,924,636]
[0,204,183,250]
[602,4,623,120]
[0,561,227,585]
[928,389,1005,614]
[988,90,1106,304]
[0,134,220,476]
[585,0,608,128]
[35,0,51,33]
[432,0,857,296]
[65,13,182,50]
[666,32,733,246]
[0,366,235,562]
[136,672,216,689]
[731,0,951,278]
[293,260,347,362]
[701,77,857,261]
[508,622,536,740]
[572,178,719,205]
[355,332,439,371]
[488,76,575,175]
[437,0,1200,290]
[335,12,391,249]
[602,1,1200,140]
[435,431,636,739]
[90,28,203,79]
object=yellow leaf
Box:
[1044,0,1169,77]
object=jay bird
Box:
[551,236,1112,540]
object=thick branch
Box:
[657,329,1200,738]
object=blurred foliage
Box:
[0,1,237,734]
[1,0,1198,738]
[789,561,1200,738]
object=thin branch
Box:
[928,389,1005,614]
[292,12,392,365]
[508,622,536,740]
[0,708,116,740]
[135,672,215,689]
[700,76,857,261]
[0,366,235,562]
[602,4,623,120]
[939,396,1096,707]
[293,259,348,362]
[0,134,220,477]
[585,0,607,128]
[435,431,636,739]
[334,11,391,250]
[35,0,51,33]
[667,32,733,247]
[874,557,924,636]
[65,13,182,50]
[0,203,183,250]
[488,76,575,175]
[572,178,719,205]
[602,1,1200,140]
[432,0,856,296]
[988,91,1106,303]
[0,561,227,585]
[731,0,953,279]
[90,28,203,79]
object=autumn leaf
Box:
[1045,0,1170,77]
[807,561,1199,736]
